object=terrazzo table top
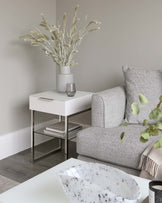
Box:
[0,158,150,203]
[59,162,141,202]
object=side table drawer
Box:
[29,92,93,116]
[29,96,65,115]
[65,96,92,115]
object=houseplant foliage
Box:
[120,94,162,148]
[20,5,101,67]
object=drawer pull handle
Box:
[39,97,54,101]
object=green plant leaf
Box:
[145,125,159,136]
[154,136,162,148]
[139,94,148,105]
[154,141,160,148]
[157,102,161,108]
[131,103,140,115]
[159,95,162,102]
[120,123,129,126]
[143,119,149,126]
[120,132,125,143]
[159,136,162,147]
[156,122,162,130]
[140,136,149,143]
[141,131,150,140]
[149,108,162,120]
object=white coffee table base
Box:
[0,158,150,203]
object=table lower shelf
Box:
[34,124,88,141]
[32,122,90,161]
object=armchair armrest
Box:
[92,86,126,128]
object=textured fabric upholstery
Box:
[123,66,162,124]
[78,155,140,176]
[92,86,126,128]
[77,125,160,170]
[77,69,162,172]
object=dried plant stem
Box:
[20,5,101,67]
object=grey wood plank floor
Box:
[0,175,19,194]
[0,139,77,184]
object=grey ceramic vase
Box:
[56,66,74,92]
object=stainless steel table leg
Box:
[59,115,62,122]
[58,115,62,149]
[31,110,35,162]
[30,112,63,162]
[64,116,69,160]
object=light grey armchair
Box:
[77,86,160,176]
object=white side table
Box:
[29,91,93,161]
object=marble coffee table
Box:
[0,158,150,203]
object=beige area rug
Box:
[0,175,19,194]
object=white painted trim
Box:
[0,119,57,160]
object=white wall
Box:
[0,0,56,135]
[57,0,162,93]
[1,0,162,158]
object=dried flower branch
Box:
[20,5,101,67]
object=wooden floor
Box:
[0,175,19,194]
[0,139,77,183]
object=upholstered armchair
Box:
[77,67,162,176]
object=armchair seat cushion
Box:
[77,125,160,170]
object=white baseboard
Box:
[0,119,57,160]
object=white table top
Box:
[29,90,93,116]
[0,158,150,203]
[30,91,93,102]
